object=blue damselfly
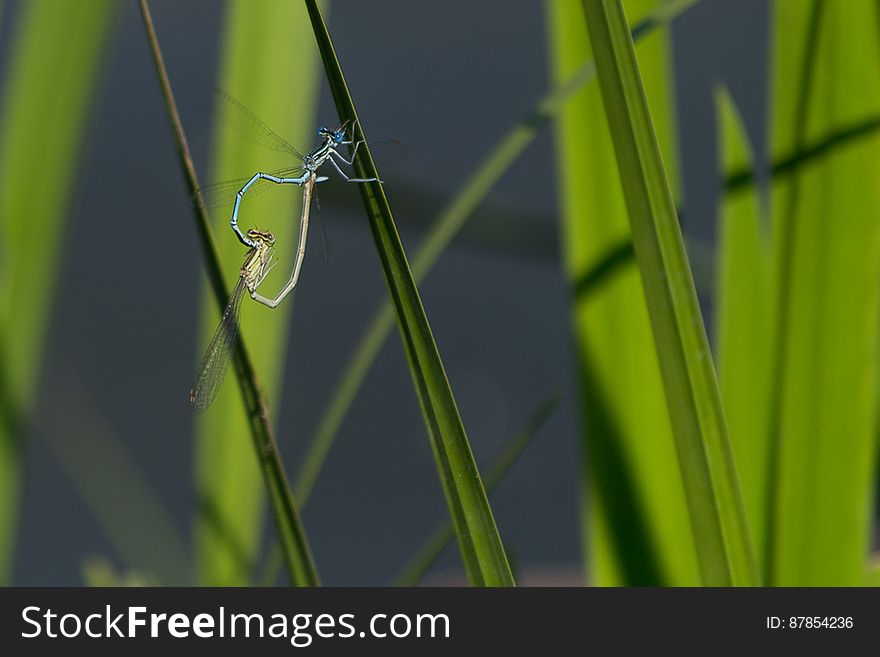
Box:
[193,90,383,249]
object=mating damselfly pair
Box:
[189,91,390,412]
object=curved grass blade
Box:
[304,0,513,586]
[581,0,758,586]
[295,0,703,509]
[393,393,561,587]
[0,0,117,584]
[138,0,319,586]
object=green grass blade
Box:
[303,0,513,586]
[713,87,772,574]
[581,0,758,586]
[0,0,117,584]
[177,0,322,586]
[392,393,561,587]
[295,0,702,510]
[549,0,697,586]
[767,0,880,585]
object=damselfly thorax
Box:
[240,228,276,291]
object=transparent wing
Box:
[309,184,330,265]
[192,166,306,209]
[214,89,305,159]
[189,278,246,413]
[362,139,409,162]
[329,139,408,173]
[315,204,330,266]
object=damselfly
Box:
[193,90,385,250]
[189,229,276,413]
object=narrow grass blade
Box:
[295,0,702,510]
[713,87,772,573]
[393,393,561,587]
[0,0,117,584]
[767,0,880,585]
[138,0,320,586]
[549,0,697,586]
[304,0,514,586]
[581,0,758,585]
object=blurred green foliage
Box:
[0,0,117,585]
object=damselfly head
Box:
[246,228,276,246]
[336,118,355,140]
[318,125,346,144]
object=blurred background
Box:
[3,0,874,587]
